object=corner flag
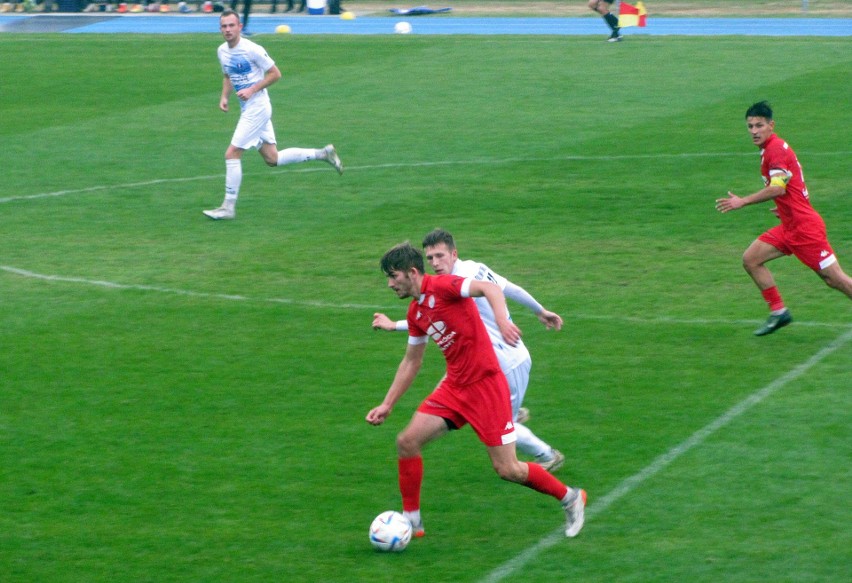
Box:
[618,1,647,28]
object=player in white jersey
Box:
[372,229,566,472]
[204,10,344,220]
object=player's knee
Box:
[395,432,420,458]
[820,271,852,294]
[492,460,525,483]
[587,0,600,11]
[742,252,759,273]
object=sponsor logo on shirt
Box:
[426,320,457,351]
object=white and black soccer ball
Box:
[369,510,412,552]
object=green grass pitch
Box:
[0,32,850,582]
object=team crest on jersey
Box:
[226,56,251,76]
[427,295,436,308]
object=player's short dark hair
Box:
[746,101,773,120]
[422,228,456,251]
[381,242,425,276]
[220,9,240,21]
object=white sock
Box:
[403,510,421,527]
[514,422,553,459]
[561,489,579,507]
[276,147,320,166]
[224,158,241,208]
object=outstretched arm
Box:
[503,281,563,331]
[716,184,785,213]
[366,341,426,426]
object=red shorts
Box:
[417,372,517,447]
[758,224,837,272]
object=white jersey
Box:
[452,259,531,373]
[217,38,275,112]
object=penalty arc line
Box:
[1,264,847,329]
[2,150,850,205]
[479,324,852,583]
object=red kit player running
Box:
[716,101,852,335]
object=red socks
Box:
[524,462,570,501]
[400,457,570,509]
[398,456,423,512]
[761,286,786,312]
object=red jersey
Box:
[760,133,826,244]
[406,274,502,386]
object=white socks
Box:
[403,510,421,527]
[224,158,241,209]
[276,147,321,166]
[561,488,580,507]
[514,422,554,459]
[222,148,324,209]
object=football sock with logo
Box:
[761,286,786,313]
[276,147,319,166]
[224,158,241,208]
[398,456,423,513]
[524,462,570,501]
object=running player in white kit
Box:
[204,10,343,220]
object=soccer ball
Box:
[394,21,412,34]
[369,510,412,552]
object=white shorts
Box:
[231,100,276,150]
[504,357,531,418]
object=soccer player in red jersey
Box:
[716,101,852,336]
[366,242,586,539]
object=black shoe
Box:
[607,31,623,42]
[754,310,793,336]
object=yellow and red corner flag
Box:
[618,1,647,28]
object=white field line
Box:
[0,266,386,311]
[0,174,221,204]
[3,151,850,205]
[480,325,852,583]
[1,264,848,329]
